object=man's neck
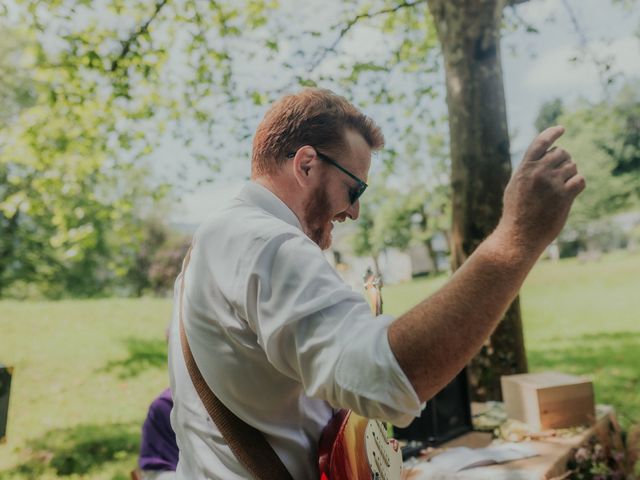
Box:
[253,176,305,227]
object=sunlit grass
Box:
[0,298,173,479]
[520,250,640,428]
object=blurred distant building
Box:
[327,224,450,291]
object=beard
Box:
[302,184,334,250]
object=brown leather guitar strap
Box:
[178,245,294,480]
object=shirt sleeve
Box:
[139,389,179,471]
[242,232,422,426]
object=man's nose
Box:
[346,200,360,220]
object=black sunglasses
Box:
[287,149,368,204]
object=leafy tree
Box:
[0,29,37,295]
[371,188,414,253]
[351,184,388,275]
[0,25,167,297]
[599,83,640,179]
[552,83,640,251]
[0,0,296,297]
[364,132,451,275]
[125,219,170,296]
[405,132,451,274]
[147,236,191,296]
[4,0,285,175]
[0,32,36,129]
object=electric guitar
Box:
[318,269,403,480]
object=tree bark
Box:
[424,237,439,275]
[429,0,528,401]
[417,204,440,274]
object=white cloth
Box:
[168,181,421,479]
[141,470,176,480]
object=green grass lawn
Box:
[0,249,639,478]
[0,298,173,479]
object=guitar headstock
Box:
[363,267,382,291]
[363,267,383,316]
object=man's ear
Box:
[291,146,316,187]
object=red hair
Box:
[252,88,384,176]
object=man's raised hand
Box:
[499,126,586,254]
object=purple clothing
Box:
[139,388,179,472]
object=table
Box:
[402,404,624,479]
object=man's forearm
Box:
[387,227,542,402]
[388,126,584,403]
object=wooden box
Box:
[501,372,595,431]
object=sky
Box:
[162,0,640,225]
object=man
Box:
[167,88,585,479]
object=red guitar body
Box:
[318,409,402,480]
[318,409,369,479]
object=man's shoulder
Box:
[196,200,305,247]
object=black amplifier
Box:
[394,368,473,447]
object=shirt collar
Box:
[236,181,303,231]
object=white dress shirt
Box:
[168,181,421,479]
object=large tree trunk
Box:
[429,0,528,401]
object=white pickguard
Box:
[364,420,403,480]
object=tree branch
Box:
[306,0,429,74]
[560,0,614,94]
[506,3,539,34]
[111,0,169,72]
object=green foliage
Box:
[0,0,284,298]
[125,220,170,297]
[0,33,36,130]
[372,188,415,251]
[538,83,640,251]
[10,423,139,478]
[0,23,173,298]
[125,219,190,297]
[4,0,279,168]
[0,0,446,298]
[351,191,383,268]
[350,131,451,273]
[597,83,640,178]
[147,235,191,295]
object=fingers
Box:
[565,173,586,196]
[545,147,582,195]
[559,161,578,182]
[525,125,565,161]
[543,147,580,185]
[544,146,571,167]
